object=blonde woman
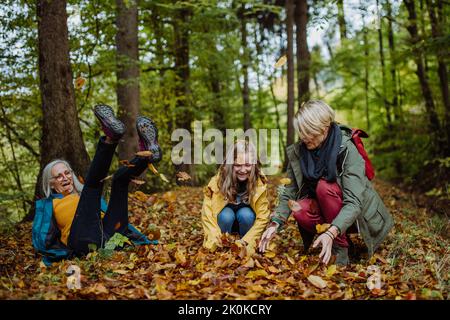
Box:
[259,100,393,266]
[201,140,270,253]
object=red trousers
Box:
[292,179,348,247]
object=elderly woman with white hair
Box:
[32,105,161,265]
[259,100,393,265]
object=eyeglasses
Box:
[52,170,72,182]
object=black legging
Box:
[68,137,149,255]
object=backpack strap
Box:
[351,128,375,180]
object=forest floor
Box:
[0,176,448,300]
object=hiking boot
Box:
[136,116,162,163]
[332,244,349,266]
[94,104,125,141]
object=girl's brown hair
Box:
[217,140,267,203]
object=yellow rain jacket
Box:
[201,174,271,253]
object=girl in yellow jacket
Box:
[201,140,271,253]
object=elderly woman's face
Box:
[50,163,74,195]
[302,126,330,150]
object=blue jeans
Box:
[217,205,256,237]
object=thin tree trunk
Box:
[295,0,310,108]
[376,0,392,126]
[284,0,295,170]
[337,0,347,41]
[363,26,370,132]
[426,0,450,151]
[386,0,401,121]
[404,0,443,153]
[240,3,251,131]
[0,105,28,214]
[116,0,140,161]
[173,5,194,184]
[419,0,429,72]
[254,26,264,128]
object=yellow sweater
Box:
[53,194,80,245]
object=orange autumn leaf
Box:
[74,76,86,89]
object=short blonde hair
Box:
[293,100,335,139]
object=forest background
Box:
[0,0,448,300]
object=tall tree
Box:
[337,0,347,41]
[386,0,401,120]
[403,0,443,152]
[116,0,140,161]
[295,0,310,108]
[426,0,450,151]
[239,3,252,131]
[286,0,295,151]
[35,0,90,202]
[173,4,194,182]
[376,0,391,126]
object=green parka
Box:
[271,125,394,257]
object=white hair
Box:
[42,159,84,198]
[293,100,335,139]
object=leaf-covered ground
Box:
[0,177,448,300]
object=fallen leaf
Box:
[131,179,145,185]
[308,275,327,289]
[326,264,337,278]
[246,269,269,279]
[268,266,281,273]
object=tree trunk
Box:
[26,0,91,221]
[386,0,401,120]
[284,0,295,170]
[173,6,194,184]
[295,0,310,108]
[376,0,391,126]
[404,0,443,153]
[337,0,347,41]
[116,0,140,161]
[240,3,252,131]
[426,0,450,152]
[363,26,370,132]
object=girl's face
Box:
[50,163,74,195]
[233,152,254,182]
